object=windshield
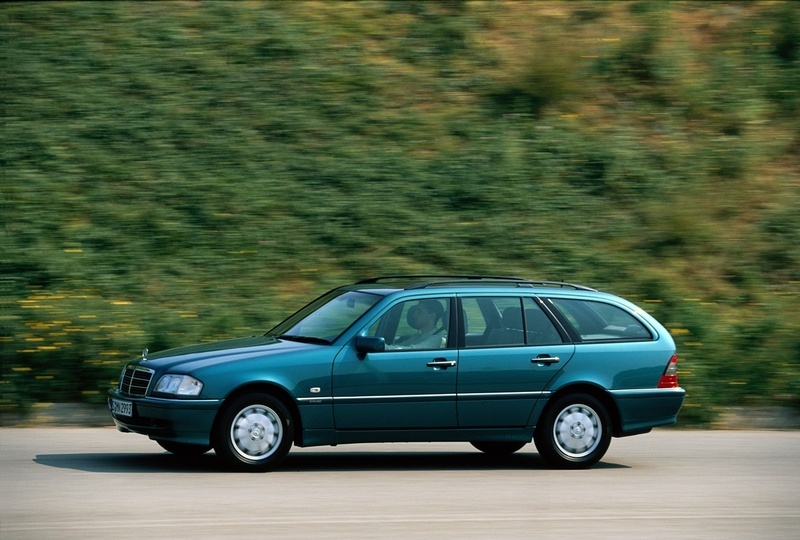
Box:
[267,289,383,344]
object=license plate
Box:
[111,399,133,417]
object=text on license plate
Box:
[111,399,133,417]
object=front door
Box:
[332,296,457,429]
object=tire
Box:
[470,441,527,455]
[534,393,611,469]
[214,393,293,471]
[156,440,212,456]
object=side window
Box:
[522,298,563,345]
[461,297,487,339]
[368,298,449,350]
[462,297,564,347]
[461,296,526,347]
[482,297,525,346]
[550,298,652,341]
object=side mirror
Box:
[355,336,386,355]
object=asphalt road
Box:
[1,427,798,539]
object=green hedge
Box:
[2,1,798,424]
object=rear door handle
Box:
[532,355,560,365]
[427,358,456,370]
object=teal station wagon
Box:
[109,276,685,470]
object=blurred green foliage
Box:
[2,1,798,425]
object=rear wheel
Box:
[214,393,293,471]
[156,440,212,456]
[534,393,611,469]
[470,441,526,455]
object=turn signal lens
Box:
[657,354,680,388]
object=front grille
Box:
[120,365,154,396]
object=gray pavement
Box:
[1,427,799,539]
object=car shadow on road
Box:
[34,450,630,473]
[34,452,224,473]
[281,451,629,472]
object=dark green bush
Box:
[2,1,798,424]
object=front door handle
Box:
[532,355,560,365]
[427,358,456,370]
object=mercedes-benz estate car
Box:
[108,276,685,470]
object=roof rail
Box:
[357,275,526,284]
[523,280,596,292]
[355,275,595,291]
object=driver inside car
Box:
[389,300,446,349]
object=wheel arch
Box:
[541,383,622,437]
[212,382,303,447]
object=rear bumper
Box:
[108,389,221,446]
[610,387,686,436]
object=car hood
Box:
[138,335,317,372]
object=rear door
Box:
[456,295,575,428]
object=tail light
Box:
[657,354,680,388]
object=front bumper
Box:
[108,389,222,446]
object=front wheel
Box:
[214,393,293,471]
[534,393,611,469]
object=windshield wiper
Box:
[277,334,331,345]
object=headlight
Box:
[154,374,204,396]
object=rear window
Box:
[549,298,652,341]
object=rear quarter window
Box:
[549,298,652,341]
